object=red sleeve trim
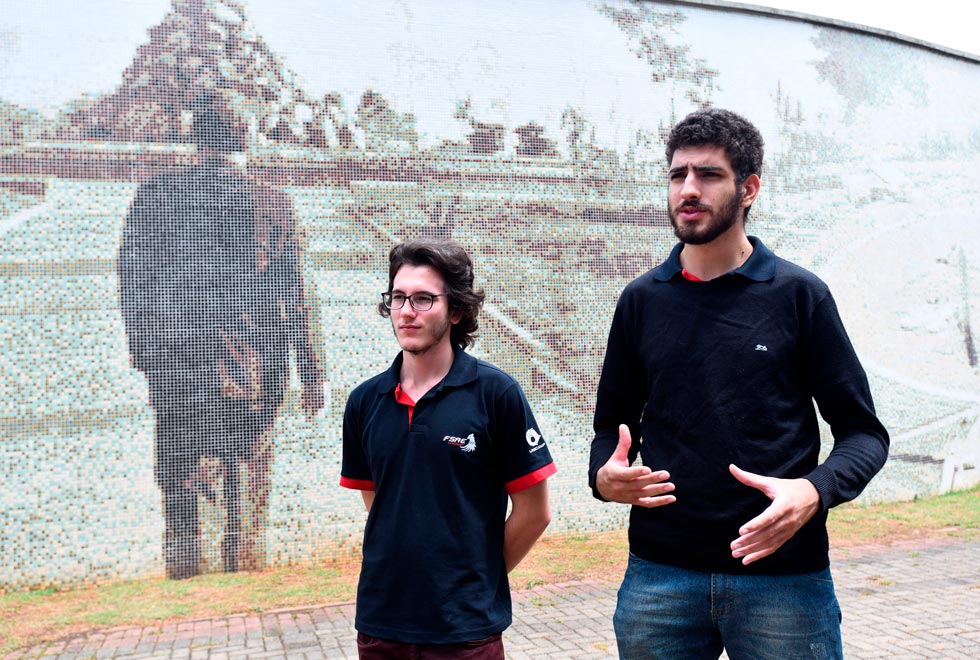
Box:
[339,476,375,491]
[505,461,557,494]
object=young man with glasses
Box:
[341,237,556,659]
[589,108,889,659]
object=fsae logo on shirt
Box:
[443,433,477,453]
[526,428,546,453]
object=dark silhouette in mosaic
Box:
[118,94,322,578]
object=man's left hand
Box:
[302,380,325,419]
[729,464,821,566]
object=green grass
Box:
[2,485,977,653]
[827,485,980,544]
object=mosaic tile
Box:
[0,0,978,589]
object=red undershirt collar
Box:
[394,383,416,425]
[681,268,704,282]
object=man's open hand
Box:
[729,464,821,565]
[595,425,676,507]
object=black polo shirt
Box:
[341,347,556,643]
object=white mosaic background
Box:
[1,0,978,589]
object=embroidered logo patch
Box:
[443,433,477,453]
[526,428,547,453]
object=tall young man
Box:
[589,107,889,659]
[341,238,556,659]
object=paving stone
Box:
[12,538,980,659]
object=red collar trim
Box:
[394,383,416,425]
[681,268,704,282]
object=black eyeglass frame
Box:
[380,291,449,311]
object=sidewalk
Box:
[7,537,980,659]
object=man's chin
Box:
[399,340,434,356]
[672,218,738,246]
[676,232,713,246]
[672,224,711,246]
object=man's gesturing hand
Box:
[729,464,821,565]
[595,425,676,507]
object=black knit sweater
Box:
[589,237,889,574]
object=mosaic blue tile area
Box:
[1,0,978,589]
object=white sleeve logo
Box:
[526,428,542,447]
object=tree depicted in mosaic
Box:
[560,106,620,178]
[453,98,507,156]
[60,0,341,147]
[0,99,52,145]
[811,27,929,125]
[354,89,419,153]
[514,122,559,159]
[765,81,841,194]
[319,91,356,150]
[597,1,719,109]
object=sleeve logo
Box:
[526,428,546,453]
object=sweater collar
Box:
[375,345,478,394]
[651,235,776,283]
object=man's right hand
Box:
[595,424,676,508]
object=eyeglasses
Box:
[381,291,448,311]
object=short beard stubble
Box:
[669,185,744,246]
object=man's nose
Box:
[680,174,701,200]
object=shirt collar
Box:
[651,235,776,283]
[375,345,479,393]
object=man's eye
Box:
[391,294,407,303]
[414,295,433,305]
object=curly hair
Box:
[378,238,486,350]
[665,107,765,220]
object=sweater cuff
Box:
[803,465,837,512]
[588,470,610,502]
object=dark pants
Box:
[149,367,273,579]
[356,632,505,660]
[161,480,200,579]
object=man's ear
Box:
[740,173,761,207]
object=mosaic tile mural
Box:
[1,0,979,589]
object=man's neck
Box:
[679,226,753,281]
[399,341,456,401]
[199,146,231,167]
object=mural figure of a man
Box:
[118,94,323,579]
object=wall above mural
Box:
[1,0,979,590]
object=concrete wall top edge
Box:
[661,0,980,64]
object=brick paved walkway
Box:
[7,538,979,659]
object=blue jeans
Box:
[614,553,842,660]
